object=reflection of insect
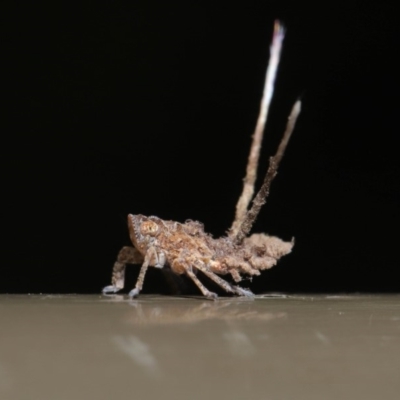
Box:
[103,21,301,299]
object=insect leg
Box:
[154,251,166,269]
[185,267,218,300]
[128,246,160,298]
[194,261,254,298]
[102,246,143,294]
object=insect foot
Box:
[102,285,121,294]
[103,20,301,299]
[128,288,140,299]
[233,287,255,297]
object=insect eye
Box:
[140,221,159,236]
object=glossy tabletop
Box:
[1,294,399,400]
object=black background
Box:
[2,2,398,295]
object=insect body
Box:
[103,21,301,299]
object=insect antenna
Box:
[230,20,286,239]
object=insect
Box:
[103,21,301,299]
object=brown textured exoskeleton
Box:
[103,21,301,299]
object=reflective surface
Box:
[1,294,399,400]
